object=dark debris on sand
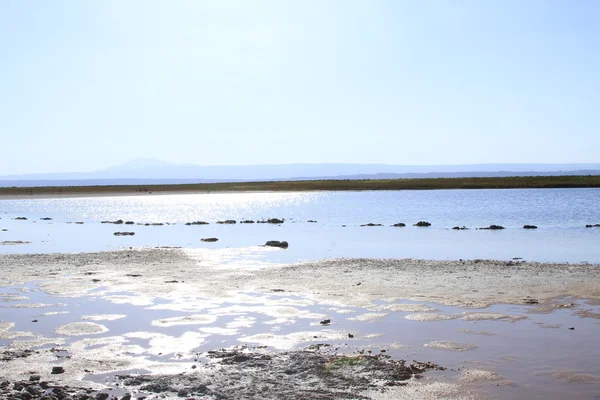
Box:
[115,346,443,400]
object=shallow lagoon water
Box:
[1,188,600,262]
[1,189,600,399]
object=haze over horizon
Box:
[1,1,599,175]
[2,158,600,185]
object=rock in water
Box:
[201,238,219,242]
[413,221,431,227]
[258,218,285,224]
[265,241,289,249]
[478,225,505,230]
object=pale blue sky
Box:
[1,1,598,174]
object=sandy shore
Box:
[1,249,599,308]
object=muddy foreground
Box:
[1,249,600,399]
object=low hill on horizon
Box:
[1,160,600,188]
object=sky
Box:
[1,1,599,175]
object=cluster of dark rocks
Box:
[0,379,126,400]
[259,218,285,224]
[357,222,541,230]
[186,218,286,225]
[103,220,168,226]
[28,214,564,233]
[113,346,443,399]
[586,224,600,228]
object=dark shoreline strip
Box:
[1,175,600,196]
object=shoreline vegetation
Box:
[1,175,600,197]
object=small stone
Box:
[192,384,208,394]
[51,366,65,374]
[19,392,33,400]
[29,375,41,381]
[265,240,288,248]
[113,232,135,236]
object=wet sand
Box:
[1,249,600,399]
[1,249,598,308]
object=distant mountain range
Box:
[1,159,600,187]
